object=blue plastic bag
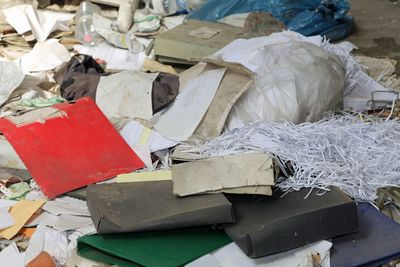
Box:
[188,0,354,41]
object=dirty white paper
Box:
[0,242,25,267]
[21,39,71,72]
[172,153,275,196]
[0,200,17,230]
[0,137,26,169]
[24,225,68,266]
[187,240,332,267]
[54,214,94,232]
[0,208,14,230]
[0,61,25,107]
[96,71,158,120]
[42,196,90,217]
[74,42,146,70]
[3,5,74,42]
[153,68,226,141]
[120,121,177,153]
[25,211,59,228]
[92,13,144,53]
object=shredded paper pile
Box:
[188,115,400,202]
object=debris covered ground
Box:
[0,0,400,266]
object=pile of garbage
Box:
[0,0,400,266]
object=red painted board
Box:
[0,97,144,198]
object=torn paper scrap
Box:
[96,71,158,120]
[119,120,178,153]
[131,144,152,168]
[42,196,90,217]
[0,242,25,267]
[0,199,45,240]
[54,214,94,232]
[191,61,254,139]
[24,225,68,266]
[25,211,58,228]
[92,13,144,53]
[117,170,172,183]
[186,240,332,267]
[171,145,210,162]
[4,107,65,127]
[21,39,71,72]
[172,153,275,196]
[74,42,146,70]
[153,68,226,141]
[0,208,14,230]
[3,5,74,42]
[0,61,25,107]
[142,58,177,75]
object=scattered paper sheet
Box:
[117,170,172,183]
[0,137,27,169]
[0,199,45,240]
[25,211,59,228]
[172,153,275,196]
[0,198,17,230]
[54,214,94,232]
[191,62,254,139]
[171,145,210,161]
[153,68,226,141]
[131,144,153,168]
[187,240,332,267]
[42,196,90,217]
[3,5,74,42]
[21,39,71,72]
[120,120,178,153]
[142,58,177,75]
[92,13,144,53]
[0,242,25,267]
[0,208,14,230]
[0,61,25,107]
[24,225,68,266]
[74,43,146,70]
[96,71,158,120]
[163,15,186,30]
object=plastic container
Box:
[74,1,102,46]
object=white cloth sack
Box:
[225,40,345,128]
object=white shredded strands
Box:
[186,115,400,202]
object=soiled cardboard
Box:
[223,187,359,258]
[87,181,234,234]
[155,20,242,65]
[172,153,275,196]
[191,60,254,139]
[0,199,45,240]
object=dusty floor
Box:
[346,0,400,74]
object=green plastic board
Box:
[78,227,231,267]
